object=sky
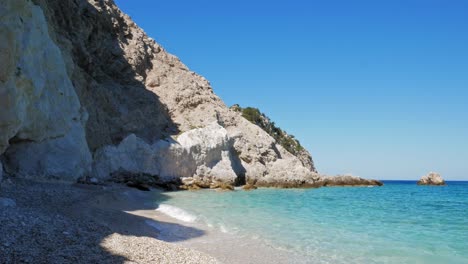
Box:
[115,0,468,180]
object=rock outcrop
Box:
[417,172,446,186]
[231,105,315,171]
[0,0,382,189]
[0,0,92,180]
[93,123,241,187]
[317,175,383,187]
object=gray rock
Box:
[0,197,16,208]
[417,172,446,186]
[0,161,3,183]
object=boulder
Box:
[417,172,446,186]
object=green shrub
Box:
[234,105,305,156]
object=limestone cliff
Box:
[231,105,315,172]
[0,0,92,180]
[0,0,381,188]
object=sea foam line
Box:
[156,204,198,223]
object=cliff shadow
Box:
[229,146,247,186]
[35,0,179,152]
[0,179,207,263]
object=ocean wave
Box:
[156,204,198,223]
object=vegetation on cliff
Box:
[231,104,305,156]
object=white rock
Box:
[25,0,320,187]
[0,0,92,180]
[418,172,446,186]
[5,121,92,181]
[93,123,239,185]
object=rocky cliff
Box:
[0,0,381,188]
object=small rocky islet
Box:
[417,172,446,186]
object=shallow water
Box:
[155,181,468,264]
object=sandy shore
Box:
[0,178,218,264]
[0,178,309,264]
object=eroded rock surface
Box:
[417,172,446,186]
[0,0,382,188]
[93,123,240,187]
[26,0,319,187]
[0,0,91,180]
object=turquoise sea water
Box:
[156,181,468,264]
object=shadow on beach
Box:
[0,179,207,263]
[2,0,209,262]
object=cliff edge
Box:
[0,0,381,188]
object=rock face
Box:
[0,0,382,188]
[417,172,446,186]
[93,123,241,187]
[0,0,92,180]
[231,105,315,171]
[318,175,383,187]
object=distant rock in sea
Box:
[318,175,384,187]
[417,172,446,186]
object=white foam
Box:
[156,204,198,223]
[220,225,229,233]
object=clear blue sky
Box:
[115,0,468,180]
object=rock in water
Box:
[0,162,3,183]
[417,172,446,186]
[318,175,383,187]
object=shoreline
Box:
[146,192,310,264]
[0,178,309,264]
[0,179,218,263]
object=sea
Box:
[154,181,468,264]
